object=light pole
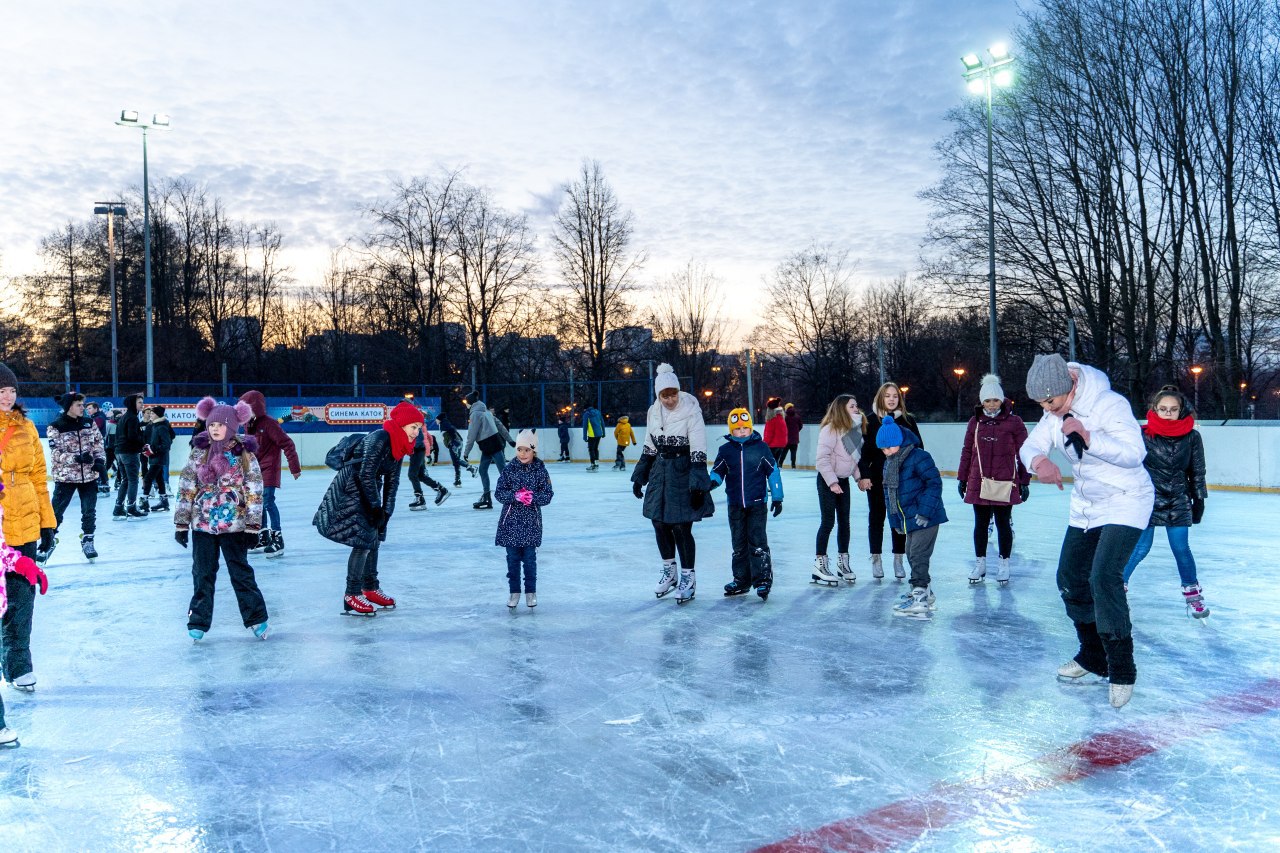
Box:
[93,202,127,398]
[953,367,967,420]
[116,110,170,398]
[962,44,1015,376]
[1190,365,1203,413]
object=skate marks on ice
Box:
[751,677,1280,853]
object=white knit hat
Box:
[515,428,538,450]
[654,363,680,396]
[978,373,1005,402]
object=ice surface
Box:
[2,462,1279,852]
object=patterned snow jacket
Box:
[47,413,107,484]
[883,429,948,535]
[494,456,554,548]
[313,429,402,550]
[632,392,714,524]
[174,434,264,536]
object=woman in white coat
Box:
[1020,354,1153,709]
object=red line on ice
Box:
[752,678,1280,853]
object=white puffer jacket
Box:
[1020,362,1154,530]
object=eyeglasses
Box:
[1155,406,1181,414]
[728,412,750,424]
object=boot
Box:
[472,491,493,510]
[112,504,127,521]
[1058,621,1109,682]
[434,486,450,506]
[871,553,884,580]
[508,593,520,609]
[675,569,696,604]
[723,579,752,597]
[343,594,376,617]
[126,505,147,521]
[525,592,537,608]
[996,557,1011,586]
[248,529,271,554]
[893,553,906,580]
[836,553,855,583]
[1182,583,1210,619]
[264,530,285,559]
[137,495,151,515]
[409,494,427,511]
[453,475,462,487]
[362,588,396,609]
[810,555,839,586]
[968,556,987,585]
[654,561,677,598]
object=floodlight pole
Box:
[94,202,127,398]
[985,75,997,377]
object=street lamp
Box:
[93,202,127,398]
[1190,365,1203,413]
[953,367,967,419]
[962,44,1015,376]
[1240,381,1248,417]
[116,110,171,398]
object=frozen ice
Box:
[2,461,1279,851]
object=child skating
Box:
[0,484,46,747]
[709,408,783,600]
[495,430,554,610]
[612,416,636,471]
[877,416,948,619]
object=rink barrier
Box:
[36,420,1280,491]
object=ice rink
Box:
[2,457,1278,852]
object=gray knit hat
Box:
[0,362,16,390]
[1026,354,1073,401]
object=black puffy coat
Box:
[1143,423,1207,527]
[313,429,402,549]
[859,411,923,485]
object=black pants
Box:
[729,505,771,587]
[115,451,141,506]
[973,504,1013,558]
[446,439,466,479]
[52,481,98,535]
[866,485,906,556]
[559,439,571,461]
[653,521,696,568]
[771,446,787,465]
[785,444,798,468]
[346,541,382,596]
[816,475,852,555]
[100,446,114,488]
[187,532,268,631]
[408,449,444,494]
[142,451,169,496]
[1057,524,1143,685]
[1,542,37,683]
[587,437,601,464]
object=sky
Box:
[0,0,1023,337]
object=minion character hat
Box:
[727,407,753,431]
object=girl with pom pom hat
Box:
[631,364,714,604]
[174,397,270,641]
[314,401,424,616]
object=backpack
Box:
[325,433,365,470]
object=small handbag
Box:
[975,430,1015,503]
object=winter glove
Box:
[1030,455,1064,490]
[142,444,155,458]
[74,451,95,464]
[633,482,644,499]
[1018,484,1030,503]
[689,488,706,510]
[240,530,261,549]
[174,529,189,548]
[957,480,967,499]
[771,501,783,517]
[1192,497,1205,524]
[11,556,48,595]
[914,514,929,528]
[1062,416,1090,458]
[515,488,534,506]
[39,528,56,554]
[92,459,107,475]
[508,440,517,448]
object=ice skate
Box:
[870,554,884,580]
[836,553,856,583]
[996,558,1011,586]
[126,505,147,521]
[723,579,751,597]
[362,588,396,610]
[409,494,427,511]
[468,464,478,478]
[1182,584,1210,619]
[251,622,270,640]
[675,569,696,604]
[508,593,520,610]
[112,504,127,521]
[526,592,537,608]
[135,499,150,516]
[80,534,97,563]
[263,530,285,559]
[893,586,933,619]
[586,463,599,472]
[453,476,462,487]
[434,486,450,506]
[150,496,170,512]
[473,491,493,510]
[188,628,205,641]
[342,594,377,616]
[968,556,987,585]
[810,555,838,587]
[0,728,19,748]
[654,561,678,598]
[248,529,270,554]
[1056,660,1108,685]
[893,553,906,580]
[11,673,36,692]
[1109,683,1134,708]
[755,581,771,601]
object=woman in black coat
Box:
[1121,386,1209,617]
[314,402,424,616]
[857,382,923,580]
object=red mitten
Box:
[1030,455,1064,490]
[12,555,48,593]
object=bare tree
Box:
[648,259,733,392]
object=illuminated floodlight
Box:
[961,53,983,71]
[993,69,1014,87]
[119,110,139,123]
[989,43,1009,60]
[968,78,987,95]
[152,114,170,127]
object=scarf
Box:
[841,426,863,458]
[1143,411,1195,438]
[193,432,258,484]
[882,443,914,518]
[382,420,415,460]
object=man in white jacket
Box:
[1020,354,1154,709]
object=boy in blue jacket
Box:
[710,408,784,601]
[878,416,948,618]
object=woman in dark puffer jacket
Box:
[1121,386,1209,618]
[314,402,424,616]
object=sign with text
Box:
[322,403,390,425]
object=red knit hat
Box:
[387,401,425,428]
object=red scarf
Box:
[1143,411,1195,438]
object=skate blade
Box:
[810,577,839,586]
[410,506,428,511]
[341,610,377,618]
[655,589,674,598]
[264,552,284,560]
[12,685,35,693]
[0,740,19,749]
[997,579,1010,586]
[436,494,450,506]
[969,577,985,585]
[676,597,695,605]
[892,610,932,620]
[1056,674,1108,685]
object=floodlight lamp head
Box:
[94,205,109,215]
[151,114,170,127]
[119,110,139,123]
[989,43,1009,60]
[961,53,983,71]
[993,68,1014,88]
[968,78,987,95]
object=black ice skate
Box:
[473,491,493,510]
[409,494,427,511]
[80,534,97,563]
[723,579,751,597]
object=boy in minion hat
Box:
[708,408,784,600]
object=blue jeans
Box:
[115,452,141,506]
[480,451,506,493]
[506,546,537,593]
[1123,525,1198,586]
[261,486,281,531]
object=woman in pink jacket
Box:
[811,394,862,586]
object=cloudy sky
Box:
[2,0,1022,335]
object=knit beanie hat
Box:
[515,428,538,450]
[978,373,1005,402]
[0,362,16,390]
[197,396,253,431]
[876,415,904,449]
[654,363,680,396]
[727,408,753,431]
[387,401,426,429]
[53,392,84,413]
[151,405,166,417]
[1026,354,1073,401]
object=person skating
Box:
[407,426,449,511]
[1122,386,1210,618]
[709,408,783,600]
[956,375,1030,586]
[858,383,923,580]
[762,407,788,466]
[237,390,302,559]
[112,393,147,520]
[1020,354,1154,709]
[812,394,863,586]
[140,405,176,513]
[556,414,572,462]
[783,403,803,469]
[0,493,43,746]
[0,363,57,693]
[582,405,605,471]
[86,402,111,495]
[877,417,948,619]
[45,392,107,563]
[437,413,475,487]
[631,364,714,604]
[174,397,270,641]
[462,393,514,510]
[495,429,554,610]
[314,401,424,615]
[612,415,636,471]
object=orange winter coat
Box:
[614,418,635,447]
[0,409,57,547]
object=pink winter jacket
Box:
[815,425,860,486]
